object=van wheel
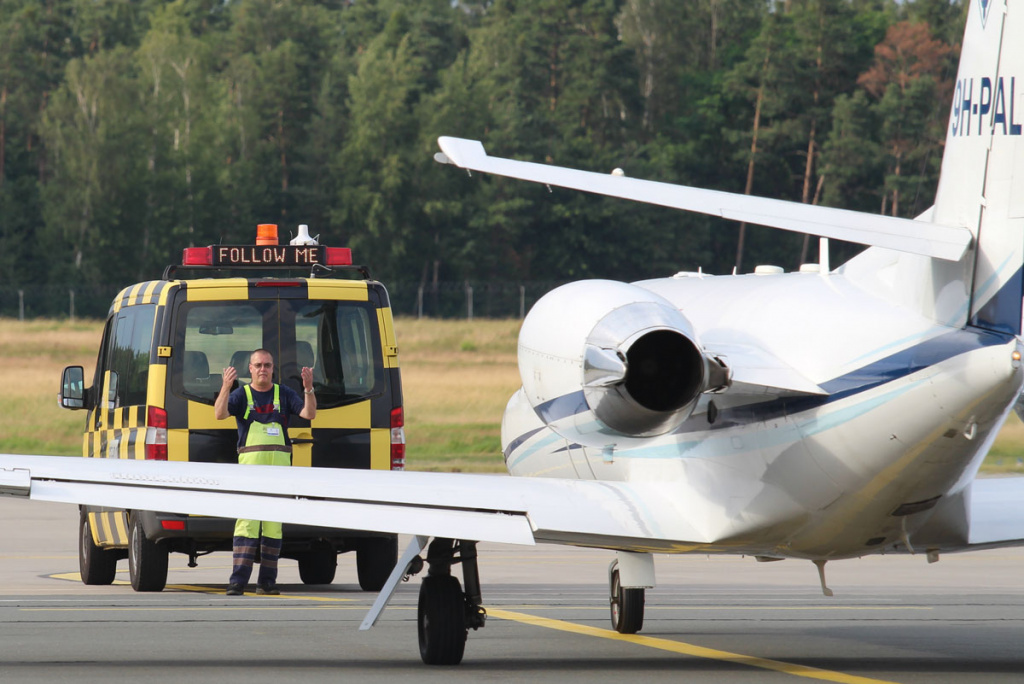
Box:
[357,536,398,592]
[128,515,168,592]
[79,512,117,585]
[297,541,337,585]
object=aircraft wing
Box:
[0,454,708,551]
[965,477,1024,547]
[907,476,1024,552]
[435,137,972,262]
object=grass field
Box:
[2,317,1023,474]
[0,317,521,472]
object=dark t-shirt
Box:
[227,384,305,449]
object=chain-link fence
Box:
[1,282,567,321]
[388,281,565,319]
[0,285,119,320]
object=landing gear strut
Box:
[417,538,486,665]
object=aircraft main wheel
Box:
[609,566,644,634]
[357,535,398,592]
[128,515,168,592]
[418,575,467,665]
[79,512,117,585]
[298,541,337,585]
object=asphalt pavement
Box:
[3,497,1024,683]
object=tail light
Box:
[390,407,405,470]
[146,406,168,460]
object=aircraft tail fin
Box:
[842,0,1024,334]
[934,0,1024,335]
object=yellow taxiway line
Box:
[487,608,901,684]
[43,573,902,682]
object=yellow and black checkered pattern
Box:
[82,275,402,548]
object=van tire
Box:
[297,541,337,585]
[79,512,117,586]
[128,515,168,592]
[357,535,399,592]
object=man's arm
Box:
[215,366,238,420]
[299,366,317,420]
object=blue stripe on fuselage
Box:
[970,264,1024,336]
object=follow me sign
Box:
[213,245,324,266]
[951,76,1023,137]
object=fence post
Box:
[417,286,424,319]
[18,290,24,321]
[69,289,75,321]
[466,283,473,320]
[519,285,525,319]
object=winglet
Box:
[438,137,487,167]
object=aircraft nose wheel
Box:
[609,562,645,634]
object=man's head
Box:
[248,349,274,390]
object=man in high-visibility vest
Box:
[216,348,316,595]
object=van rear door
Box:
[165,285,391,469]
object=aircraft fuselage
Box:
[501,269,1024,560]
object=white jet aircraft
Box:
[4,0,1024,666]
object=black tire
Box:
[297,541,337,585]
[609,567,644,634]
[128,515,168,592]
[418,575,467,665]
[79,512,117,586]
[357,536,398,592]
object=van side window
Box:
[107,304,156,408]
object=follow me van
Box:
[59,225,404,592]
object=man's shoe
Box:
[256,585,280,595]
[226,584,244,596]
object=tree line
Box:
[0,0,966,301]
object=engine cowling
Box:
[518,280,727,441]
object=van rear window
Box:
[172,299,384,409]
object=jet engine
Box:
[518,280,728,440]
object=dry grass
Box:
[0,320,99,454]
[394,317,521,471]
[3,316,1023,475]
[0,316,522,472]
[984,412,1024,473]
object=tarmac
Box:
[3,497,1024,683]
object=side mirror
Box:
[60,366,85,410]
